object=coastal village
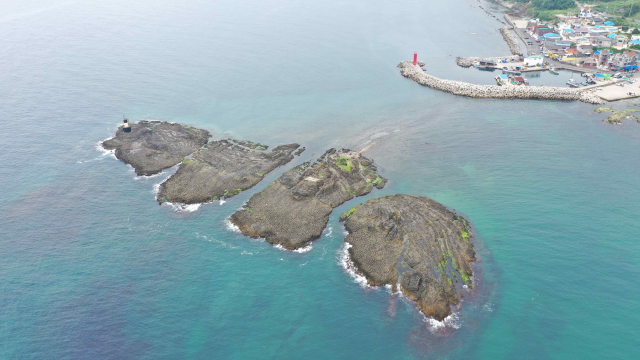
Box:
[456,3,640,101]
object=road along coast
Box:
[398,61,603,104]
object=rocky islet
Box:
[102,121,478,321]
[340,195,476,321]
[157,139,302,204]
[101,120,211,176]
[230,148,387,250]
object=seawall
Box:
[398,61,602,104]
[500,26,523,56]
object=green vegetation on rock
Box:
[340,204,361,221]
[336,156,353,172]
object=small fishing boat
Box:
[476,64,495,71]
[566,79,579,87]
[548,67,559,75]
[502,67,522,75]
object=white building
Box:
[524,55,545,67]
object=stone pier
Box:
[398,61,602,104]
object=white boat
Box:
[566,79,579,87]
[549,68,559,75]
[503,67,521,75]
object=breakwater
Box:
[500,26,523,56]
[398,61,603,104]
[456,56,517,67]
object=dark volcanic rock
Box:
[102,120,210,176]
[230,149,387,250]
[157,140,301,204]
[340,194,476,321]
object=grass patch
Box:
[256,173,263,177]
[340,204,361,221]
[336,157,353,172]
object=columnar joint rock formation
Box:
[340,195,476,321]
[398,61,603,104]
[157,140,302,204]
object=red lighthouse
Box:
[413,52,417,66]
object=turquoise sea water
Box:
[1,0,640,358]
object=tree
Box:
[632,28,640,35]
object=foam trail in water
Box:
[339,242,375,289]
[323,226,333,237]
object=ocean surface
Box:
[1,0,639,359]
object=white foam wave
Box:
[224,219,241,233]
[293,244,313,253]
[164,202,200,213]
[423,312,461,332]
[241,251,253,255]
[134,171,165,181]
[274,244,286,251]
[339,242,374,289]
[95,140,116,159]
[219,199,226,205]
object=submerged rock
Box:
[102,120,210,176]
[595,107,640,124]
[340,194,476,321]
[230,149,386,249]
[157,139,301,204]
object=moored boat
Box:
[566,79,579,87]
[503,67,522,75]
